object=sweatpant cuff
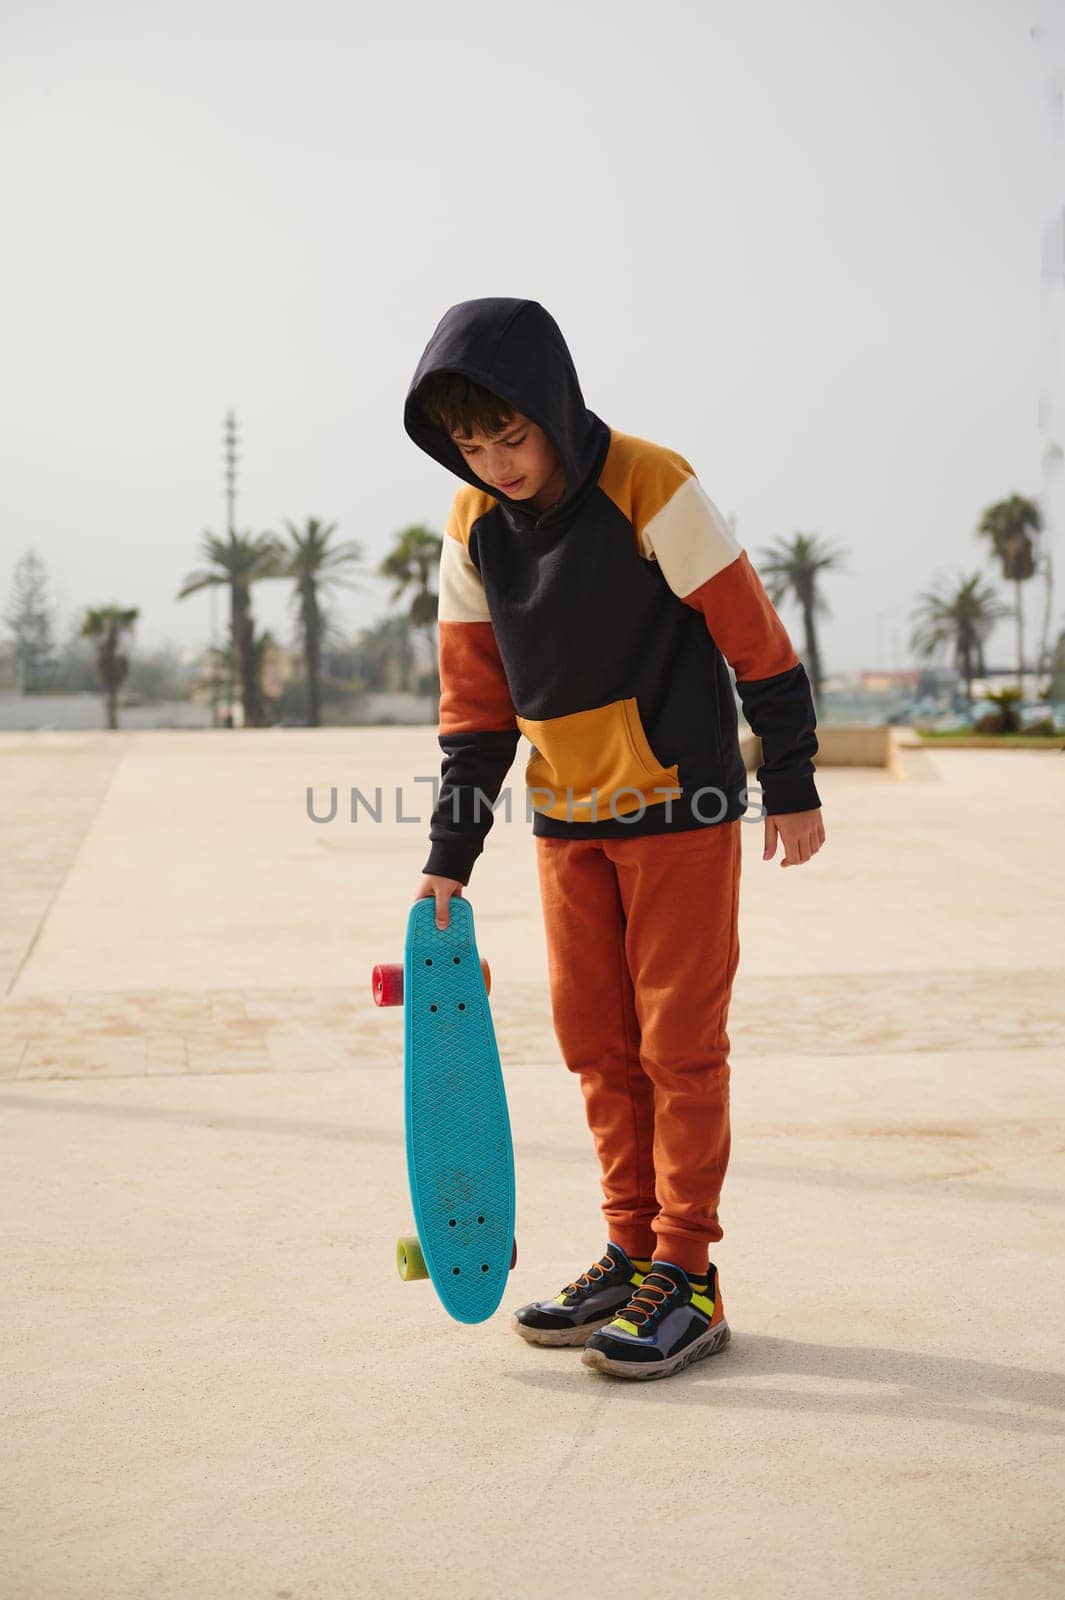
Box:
[608,1227,657,1262]
[652,1233,712,1277]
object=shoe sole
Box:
[580,1317,731,1379]
[512,1314,616,1348]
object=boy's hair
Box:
[417,370,516,442]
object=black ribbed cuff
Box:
[421,839,481,886]
[758,772,822,816]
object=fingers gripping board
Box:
[404,898,515,1323]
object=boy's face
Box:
[449,410,566,512]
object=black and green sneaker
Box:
[512,1243,652,1347]
[581,1260,730,1380]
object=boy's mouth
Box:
[496,477,525,492]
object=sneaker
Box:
[512,1242,653,1347]
[581,1260,730,1380]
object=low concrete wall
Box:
[741,723,903,775]
[341,692,436,725]
[902,735,1064,750]
[0,693,213,731]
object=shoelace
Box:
[617,1268,683,1328]
[559,1251,615,1298]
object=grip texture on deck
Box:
[404,898,515,1323]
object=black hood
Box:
[403,297,611,528]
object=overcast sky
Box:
[2,0,1061,675]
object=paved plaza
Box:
[2,728,1063,1598]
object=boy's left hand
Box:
[763,808,825,867]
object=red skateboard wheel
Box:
[372,958,491,1005]
[371,963,404,1007]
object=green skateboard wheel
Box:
[397,1235,429,1281]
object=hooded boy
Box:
[404,296,825,1380]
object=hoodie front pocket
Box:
[517,697,681,823]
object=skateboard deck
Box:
[384,897,516,1324]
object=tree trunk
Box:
[231,591,244,727]
[227,579,239,725]
[240,608,261,728]
[1015,577,1024,692]
[959,632,974,705]
[305,592,321,728]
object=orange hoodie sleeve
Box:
[619,442,821,816]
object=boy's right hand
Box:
[415,873,466,930]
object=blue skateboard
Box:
[371,897,517,1324]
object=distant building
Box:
[859,670,920,694]
[914,666,962,699]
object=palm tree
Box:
[909,572,1011,705]
[81,605,139,730]
[378,524,443,694]
[268,517,366,727]
[177,530,285,727]
[753,531,847,703]
[975,495,1042,690]
[978,685,1024,734]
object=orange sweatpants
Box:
[534,820,742,1277]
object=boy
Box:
[403,297,825,1381]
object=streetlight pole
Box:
[1032,14,1065,689]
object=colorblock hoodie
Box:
[404,297,821,886]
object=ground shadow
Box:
[509,1331,1065,1435]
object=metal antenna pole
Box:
[224,410,238,538]
[1032,15,1065,689]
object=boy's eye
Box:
[460,435,526,453]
